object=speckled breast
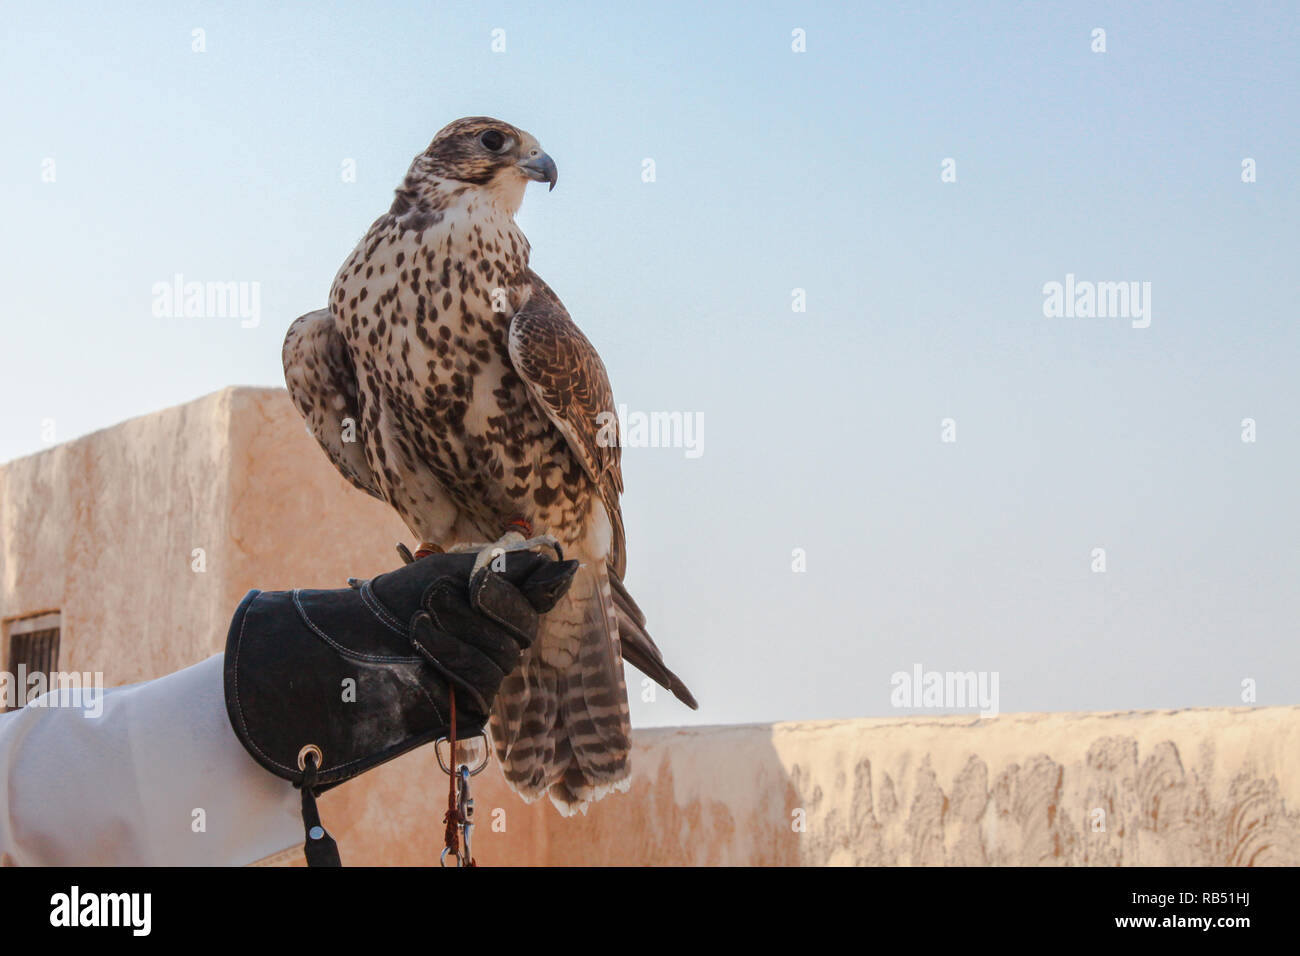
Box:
[331,215,588,539]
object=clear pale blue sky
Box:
[2,2,1297,726]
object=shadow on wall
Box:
[312,723,799,867]
[314,706,1300,866]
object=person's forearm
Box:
[0,654,301,866]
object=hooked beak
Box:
[517,150,558,191]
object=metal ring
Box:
[435,732,491,776]
[297,743,324,771]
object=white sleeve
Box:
[0,653,303,866]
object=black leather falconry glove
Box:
[223,549,577,865]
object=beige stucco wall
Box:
[320,704,1300,867]
[2,389,234,680]
[3,388,1297,866]
[0,387,408,683]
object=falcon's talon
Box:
[447,541,490,555]
[515,534,561,561]
[449,530,562,578]
[469,532,525,578]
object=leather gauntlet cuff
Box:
[223,551,576,792]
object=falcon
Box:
[282,117,697,814]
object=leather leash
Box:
[441,687,477,867]
[299,752,342,867]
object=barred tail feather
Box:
[489,561,632,815]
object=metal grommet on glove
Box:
[297,743,323,772]
[295,743,340,866]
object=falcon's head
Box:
[418,116,557,215]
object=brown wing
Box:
[282,308,382,500]
[507,273,697,711]
[508,272,627,577]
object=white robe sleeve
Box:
[0,653,303,866]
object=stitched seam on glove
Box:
[469,571,534,646]
[412,605,496,716]
[358,581,410,636]
[292,589,423,665]
[420,576,526,670]
[418,576,463,616]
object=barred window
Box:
[3,612,61,712]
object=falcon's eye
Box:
[479,130,507,152]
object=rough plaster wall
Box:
[223,387,410,597]
[0,385,413,681]
[0,390,234,681]
[457,707,1299,866]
